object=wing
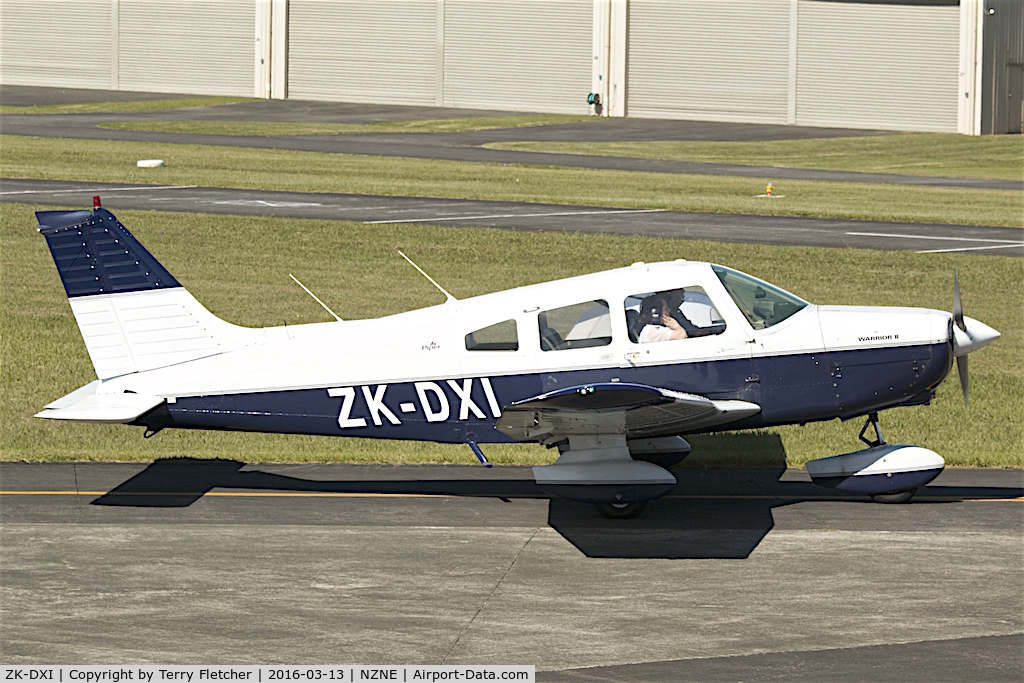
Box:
[495,382,760,444]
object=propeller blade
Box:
[957,355,969,406]
[953,268,965,332]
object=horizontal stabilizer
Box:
[496,382,760,442]
[35,381,163,423]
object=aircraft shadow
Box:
[91,434,1023,560]
[549,433,789,559]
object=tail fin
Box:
[38,204,254,380]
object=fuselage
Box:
[95,261,953,443]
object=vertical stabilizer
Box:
[37,206,256,380]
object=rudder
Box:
[37,206,181,297]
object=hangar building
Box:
[1,0,1021,134]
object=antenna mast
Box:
[398,251,457,303]
[289,274,343,322]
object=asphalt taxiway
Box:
[2,85,1020,192]
[1,461,1021,680]
[4,178,1022,256]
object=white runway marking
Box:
[846,231,1024,243]
[845,231,1024,254]
[0,184,198,195]
[210,199,322,208]
[916,243,1024,254]
[365,208,667,224]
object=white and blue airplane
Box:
[35,199,1000,517]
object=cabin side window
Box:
[465,319,519,351]
[624,286,726,344]
[538,300,612,351]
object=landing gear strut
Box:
[859,412,885,448]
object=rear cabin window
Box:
[624,286,726,344]
[465,319,519,351]
[712,265,808,330]
[538,300,612,351]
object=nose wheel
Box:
[594,501,648,519]
[870,488,918,504]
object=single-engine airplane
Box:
[35,199,1000,517]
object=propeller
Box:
[953,269,968,405]
[950,268,1000,406]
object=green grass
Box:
[97,115,592,136]
[0,97,253,115]
[488,133,1024,182]
[2,136,1021,227]
[2,204,1021,467]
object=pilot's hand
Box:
[661,313,687,338]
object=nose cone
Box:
[952,316,1000,357]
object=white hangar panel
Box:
[287,1,437,105]
[117,0,255,96]
[0,0,113,89]
[626,0,791,122]
[442,0,592,114]
[795,1,960,132]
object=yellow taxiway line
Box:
[1,491,1021,502]
[0,490,438,498]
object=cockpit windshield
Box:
[712,265,808,330]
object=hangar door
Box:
[795,1,959,132]
[287,0,438,106]
[0,1,114,89]
[442,0,592,114]
[626,0,791,123]
[286,0,591,113]
[117,0,255,96]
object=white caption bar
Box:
[0,667,534,683]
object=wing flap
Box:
[496,382,759,442]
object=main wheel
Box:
[870,488,917,504]
[595,501,648,519]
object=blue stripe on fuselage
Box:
[164,342,951,442]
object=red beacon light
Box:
[93,195,101,211]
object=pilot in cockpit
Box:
[638,291,695,343]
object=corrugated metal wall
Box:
[286,0,590,113]
[0,1,114,89]
[287,0,438,105]
[795,1,960,132]
[442,0,592,113]
[117,0,255,96]
[980,0,1024,133]
[626,0,791,123]
[0,0,253,96]
[0,1,986,134]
